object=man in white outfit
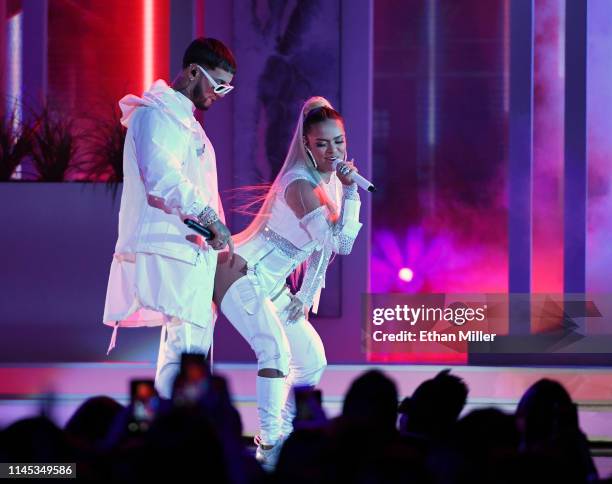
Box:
[102,38,236,398]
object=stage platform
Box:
[1,363,612,475]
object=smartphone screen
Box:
[173,353,210,405]
[129,379,158,426]
[181,353,209,382]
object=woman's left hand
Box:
[284,295,308,324]
[336,159,358,186]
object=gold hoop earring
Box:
[305,146,318,170]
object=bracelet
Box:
[197,206,220,227]
[343,182,359,200]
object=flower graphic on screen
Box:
[371,227,495,293]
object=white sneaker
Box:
[255,436,285,472]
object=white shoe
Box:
[254,435,285,472]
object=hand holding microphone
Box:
[332,155,376,193]
[184,218,235,260]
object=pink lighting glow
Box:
[371,225,506,294]
[144,0,154,91]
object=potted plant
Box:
[74,105,126,197]
[29,106,77,182]
[0,108,34,181]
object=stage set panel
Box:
[0,1,611,366]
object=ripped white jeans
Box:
[220,276,327,443]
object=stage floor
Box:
[1,362,612,476]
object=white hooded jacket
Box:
[102,80,222,354]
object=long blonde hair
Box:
[233,96,337,246]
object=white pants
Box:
[275,290,327,436]
[154,317,213,399]
[220,277,327,443]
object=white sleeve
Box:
[133,108,215,220]
[295,247,330,311]
[299,183,363,255]
[295,188,362,310]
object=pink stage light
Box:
[371,226,506,294]
[398,267,414,282]
[144,0,154,92]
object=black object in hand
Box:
[185,219,213,240]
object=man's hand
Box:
[207,220,234,260]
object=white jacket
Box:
[114,79,221,263]
[102,80,222,354]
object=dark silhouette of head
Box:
[275,428,330,483]
[143,409,230,483]
[399,369,468,439]
[2,416,73,462]
[342,369,398,436]
[432,408,519,484]
[515,379,598,483]
[515,378,578,447]
[65,396,123,447]
[455,407,519,452]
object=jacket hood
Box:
[118,80,195,131]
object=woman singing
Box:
[213,96,363,469]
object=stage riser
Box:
[1,363,611,400]
[1,363,611,442]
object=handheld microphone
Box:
[184,219,214,240]
[331,156,376,193]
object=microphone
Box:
[184,219,214,240]
[331,158,376,193]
